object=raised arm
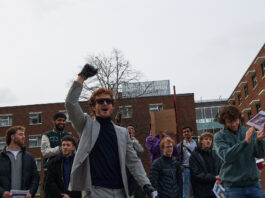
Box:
[65,64,98,135]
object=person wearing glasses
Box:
[65,64,156,198]
[150,137,182,198]
[177,126,197,198]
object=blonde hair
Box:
[160,137,175,150]
[199,132,213,148]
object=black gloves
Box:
[143,184,156,197]
[78,64,98,80]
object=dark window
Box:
[247,111,252,120]
[262,62,265,76]
[252,73,258,88]
[237,93,242,105]
[256,103,261,113]
[241,116,245,125]
[244,84,248,97]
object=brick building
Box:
[228,44,265,123]
[0,93,196,197]
[227,43,265,188]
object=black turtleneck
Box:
[89,116,123,189]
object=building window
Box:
[252,73,258,88]
[262,62,265,76]
[0,137,5,150]
[119,106,132,118]
[29,112,42,125]
[244,84,248,97]
[237,93,242,105]
[247,110,252,120]
[0,114,12,127]
[35,158,41,171]
[149,104,163,112]
[256,103,261,113]
[28,135,42,148]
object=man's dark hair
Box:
[6,126,25,146]
[127,124,134,128]
[53,112,67,121]
[218,105,241,124]
[181,126,192,132]
[61,135,76,147]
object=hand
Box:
[2,191,12,198]
[215,175,222,184]
[245,126,255,144]
[257,125,265,141]
[61,193,70,198]
[26,192,32,198]
[160,130,167,138]
[143,184,156,197]
[78,64,98,80]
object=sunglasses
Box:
[96,98,114,105]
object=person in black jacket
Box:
[150,137,182,198]
[0,126,39,198]
[189,132,221,198]
[46,135,81,198]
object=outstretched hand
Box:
[245,126,255,144]
[78,64,98,80]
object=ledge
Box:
[242,107,251,113]
[245,70,256,77]
[254,56,265,64]
[258,89,265,96]
[238,81,247,88]
[249,99,260,106]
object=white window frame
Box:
[58,110,70,122]
[0,114,12,127]
[28,135,42,148]
[149,103,163,112]
[0,137,6,150]
[29,112,42,125]
[119,105,132,119]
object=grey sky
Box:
[1,0,265,106]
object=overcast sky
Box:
[1,0,265,107]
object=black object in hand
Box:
[78,64,98,80]
[143,184,155,197]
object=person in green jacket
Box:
[214,105,265,198]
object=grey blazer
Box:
[65,82,150,197]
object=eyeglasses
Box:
[165,146,173,149]
[96,98,114,105]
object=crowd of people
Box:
[0,64,265,198]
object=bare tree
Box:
[80,49,143,100]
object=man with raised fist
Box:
[65,64,156,198]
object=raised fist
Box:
[78,64,98,80]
